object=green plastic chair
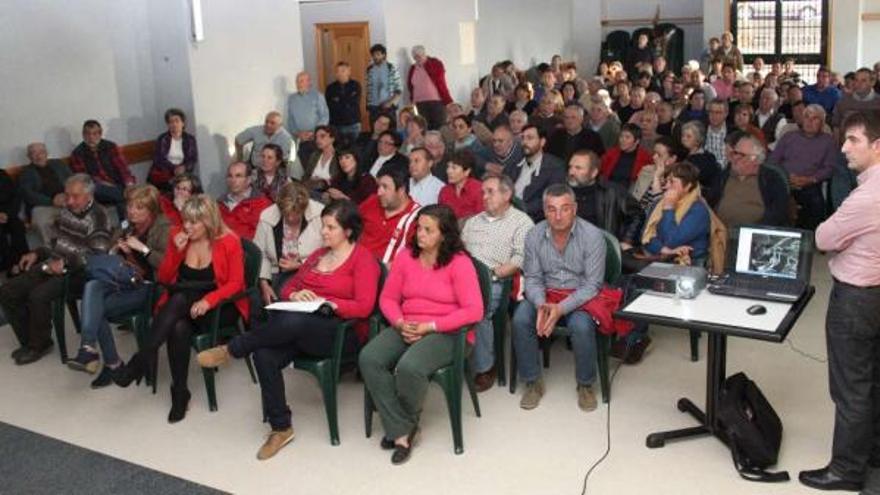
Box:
[192,238,260,412]
[508,229,621,404]
[491,277,513,387]
[292,261,386,446]
[51,272,80,364]
[107,281,162,393]
[363,255,488,454]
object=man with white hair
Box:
[753,88,787,147]
[770,104,838,229]
[286,71,329,166]
[407,45,452,130]
[716,133,789,228]
[235,111,295,171]
[546,104,605,162]
[19,142,72,244]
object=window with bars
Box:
[731,0,829,84]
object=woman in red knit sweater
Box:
[599,123,653,190]
[359,204,483,465]
[197,199,380,460]
[115,195,247,424]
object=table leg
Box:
[646,333,728,449]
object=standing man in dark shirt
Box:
[69,120,136,220]
[546,104,606,163]
[326,61,363,146]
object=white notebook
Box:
[265,298,327,313]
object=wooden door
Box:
[315,22,371,129]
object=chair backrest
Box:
[240,238,262,290]
[373,261,388,315]
[511,196,527,213]
[470,256,493,320]
[600,229,622,285]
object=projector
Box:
[631,262,708,299]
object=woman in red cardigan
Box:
[115,194,247,424]
[197,200,380,460]
[599,123,653,190]
[438,149,483,220]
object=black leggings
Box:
[147,292,238,389]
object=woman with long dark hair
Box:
[359,204,483,465]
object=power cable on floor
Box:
[579,357,626,495]
[786,338,827,364]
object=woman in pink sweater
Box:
[359,204,483,465]
[197,200,379,461]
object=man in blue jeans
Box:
[513,183,605,412]
[461,174,534,391]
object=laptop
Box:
[707,224,813,303]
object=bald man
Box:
[235,111,294,170]
[287,71,329,166]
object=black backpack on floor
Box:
[717,372,790,482]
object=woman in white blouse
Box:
[303,125,340,193]
[148,108,198,194]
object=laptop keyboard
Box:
[708,274,805,301]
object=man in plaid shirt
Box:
[69,120,135,220]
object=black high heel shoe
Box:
[168,386,191,423]
[113,353,147,388]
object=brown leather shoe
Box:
[474,367,496,392]
[197,345,230,368]
[257,428,295,460]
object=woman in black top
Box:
[326,149,377,205]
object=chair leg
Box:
[689,330,700,362]
[52,300,68,363]
[596,334,610,404]
[67,300,82,334]
[318,374,340,446]
[465,369,481,418]
[493,313,507,387]
[364,387,375,438]
[509,342,518,394]
[202,366,218,412]
[540,337,551,368]
[440,374,464,454]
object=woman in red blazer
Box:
[599,123,653,190]
[115,194,247,423]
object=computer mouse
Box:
[747,304,767,316]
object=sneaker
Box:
[577,384,597,412]
[197,345,230,368]
[67,347,100,374]
[519,379,545,410]
[624,336,653,365]
[256,428,295,460]
[474,367,496,393]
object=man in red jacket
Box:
[217,162,272,240]
[407,45,452,131]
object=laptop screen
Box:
[735,226,803,279]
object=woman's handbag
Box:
[85,253,140,291]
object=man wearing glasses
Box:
[716,133,789,229]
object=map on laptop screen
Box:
[736,227,802,280]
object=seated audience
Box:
[408,147,445,206]
[357,112,395,167]
[0,174,112,365]
[770,104,837,230]
[485,124,524,177]
[802,66,842,116]
[586,95,621,150]
[631,136,685,205]
[401,115,427,154]
[218,162,273,240]
[160,173,202,228]
[253,143,291,201]
[438,150,483,220]
[326,149,378,205]
[359,204,483,464]
[148,108,198,193]
[441,103,493,150]
[711,64,737,101]
[513,184,606,412]
[462,174,534,390]
[423,131,451,181]
[367,130,409,178]
[732,103,766,147]
[477,94,510,131]
[717,134,789,229]
[509,109,529,137]
[530,91,564,138]
[235,111,294,173]
[831,67,880,129]
[753,88,787,148]
[19,142,71,244]
[450,115,491,164]
[569,150,641,243]
[599,123,653,190]
[359,167,421,263]
[704,100,731,166]
[546,104,606,162]
[303,125,339,193]
[197,199,379,460]
[0,169,27,275]
[506,82,537,115]
[254,181,324,304]
[114,195,247,424]
[70,120,136,219]
[503,124,566,222]
[677,89,708,125]
[679,121,723,206]
[67,185,170,387]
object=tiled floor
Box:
[0,253,871,494]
